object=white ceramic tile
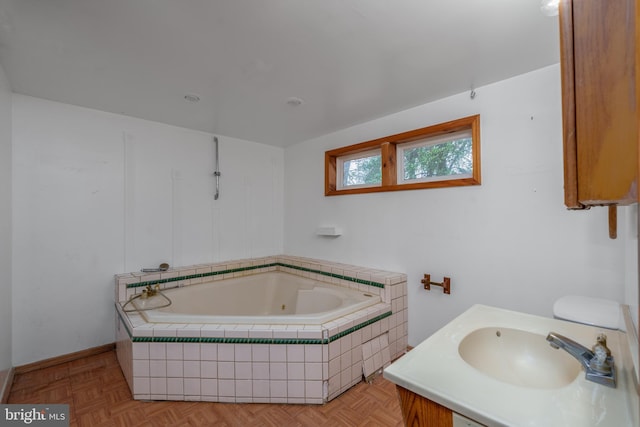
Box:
[132,324,155,337]
[269,381,287,398]
[252,344,269,362]
[235,362,252,380]
[166,343,183,360]
[304,345,322,363]
[201,361,217,379]
[150,377,167,395]
[200,326,225,338]
[340,334,352,354]
[167,378,183,395]
[328,341,340,361]
[372,352,382,371]
[270,362,287,380]
[218,344,235,361]
[371,336,381,354]
[305,363,323,381]
[133,377,150,394]
[351,364,362,383]
[328,358,340,378]
[201,379,218,396]
[183,344,200,361]
[227,326,249,338]
[149,343,166,360]
[362,325,372,343]
[133,360,149,377]
[297,329,321,340]
[166,360,183,378]
[153,327,177,338]
[149,360,166,377]
[339,368,352,389]
[248,328,272,339]
[305,380,323,399]
[218,361,235,379]
[218,379,235,397]
[273,329,297,339]
[184,378,200,395]
[184,360,200,378]
[269,345,287,362]
[235,344,252,362]
[252,362,269,380]
[132,343,150,360]
[287,380,305,398]
[201,344,217,361]
[340,351,352,373]
[364,358,375,378]
[286,345,305,362]
[253,380,270,398]
[287,363,304,380]
[177,328,201,338]
[350,329,362,347]
[235,380,252,397]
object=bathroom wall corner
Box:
[0,62,12,400]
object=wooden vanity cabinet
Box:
[396,386,485,427]
[559,0,639,209]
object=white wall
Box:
[284,64,634,346]
[0,63,12,394]
[11,95,284,365]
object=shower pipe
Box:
[213,136,221,200]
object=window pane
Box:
[341,153,381,187]
[403,137,472,181]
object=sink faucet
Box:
[546,332,616,388]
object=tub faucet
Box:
[546,332,616,388]
[141,284,160,299]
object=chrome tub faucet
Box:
[546,332,616,388]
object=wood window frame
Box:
[325,115,481,196]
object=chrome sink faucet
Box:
[546,332,616,388]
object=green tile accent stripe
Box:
[126,262,279,289]
[327,311,392,343]
[125,262,386,290]
[117,305,392,345]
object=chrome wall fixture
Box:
[213,136,221,200]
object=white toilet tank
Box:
[553,295,620,330]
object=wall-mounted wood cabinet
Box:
[559,0,639,209]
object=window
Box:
[325,115,480,196]
[337,148,382,190]
[398,130,473,184]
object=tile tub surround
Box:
[115,255,408,403]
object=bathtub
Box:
[115,255,408,404]
[136,271,381,324]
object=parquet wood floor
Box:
[8,350,404,427]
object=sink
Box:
[458,327,581,388]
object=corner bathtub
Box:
[115,256,409,404]
[137,271,381,324]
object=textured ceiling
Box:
[0,0,559,146]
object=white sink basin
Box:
[458,327,581,388]
[384,305,637,427]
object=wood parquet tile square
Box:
[8,350,404,426]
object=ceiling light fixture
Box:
[286,97,304,106]
[184,94,201,103]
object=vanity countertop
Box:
[383,304,639,427]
